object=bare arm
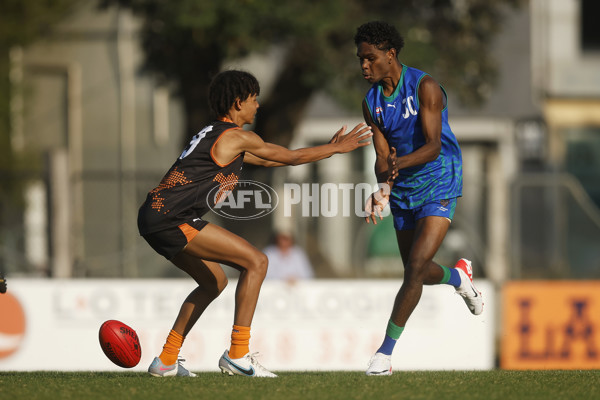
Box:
[362,100,390,184]
[362,100,393,224]
[217,123,372,167]
[242,126,356,167]
[390,76,443,171]
[243,152,286,167]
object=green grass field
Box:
[1,370,598,400]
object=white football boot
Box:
[219,350,277,378]
[454,258,484,315]
[148,357,197,377]
[366,352,392,376]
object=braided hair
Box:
[208,70,260,119]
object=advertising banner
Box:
[502,281,600,369]
[1,279,494,371]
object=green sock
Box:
[386,319,404,340]
[377,319,404,355]
[439,265,451,284]
[440,264,462,287]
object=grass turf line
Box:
[0,370,598,400]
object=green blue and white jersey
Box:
[364,65,462,209]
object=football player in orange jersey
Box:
[139,70,372,377]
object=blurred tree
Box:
[101,0,522,146]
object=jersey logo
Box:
[374,106,384,129]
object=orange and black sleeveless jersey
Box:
[138,120,243,235]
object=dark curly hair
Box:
[208,70,260,119]
[354,21,405,56]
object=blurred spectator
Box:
[0,271,6,294]
[264,231,314,283]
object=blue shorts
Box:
[390,198,457,231]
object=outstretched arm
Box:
[242,124,368,167]
[243,152,287,167]
[233,123,372,167]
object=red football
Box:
[99,320,142,368]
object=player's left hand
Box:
[328,127,343,143]
[364,184,390,224]
[329,123,372,153]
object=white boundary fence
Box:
[0,279,494,371]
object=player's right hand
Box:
[387,146,399,181]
